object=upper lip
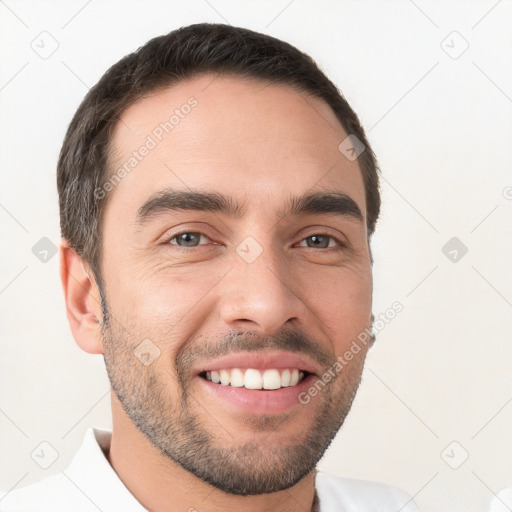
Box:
[194,350,322,376]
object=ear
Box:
[59,239,104,354]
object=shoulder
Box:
[0,473,99,512]
[0,427,116,512]
[487,487,512,512]
[315,471,420,512]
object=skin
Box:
[60,74,373,512]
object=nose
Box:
[218,241,308,335]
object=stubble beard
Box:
[101,311,365,495]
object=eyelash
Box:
[163,231,346,252]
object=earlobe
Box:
[59,240,104,355]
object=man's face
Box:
[99,74,373,495]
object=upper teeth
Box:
[204,368,305,390]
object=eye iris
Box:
[173,234,333,248]
[308,235,329,248]
[178,233,200,247]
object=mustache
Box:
[176,328,334,375]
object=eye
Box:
[168,232,211,248]
[297,234,344,250]
[163,231,345,252]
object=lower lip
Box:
[197,374,316,415]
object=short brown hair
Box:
[57,22,381,288]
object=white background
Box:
[1,1,511,511]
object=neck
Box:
[106,397,318,512]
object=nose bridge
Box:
[219,234,307,334]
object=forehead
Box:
[105,74,366,225]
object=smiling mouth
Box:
[200,368,309,390]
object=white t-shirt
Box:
[0,427,419,511]
[486,487,512,512]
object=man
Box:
[1,23,419,511]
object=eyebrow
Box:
[135,188,363,226]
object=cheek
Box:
[109,265,228,352]
[137,266,223,313]
[307,266,372,345]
